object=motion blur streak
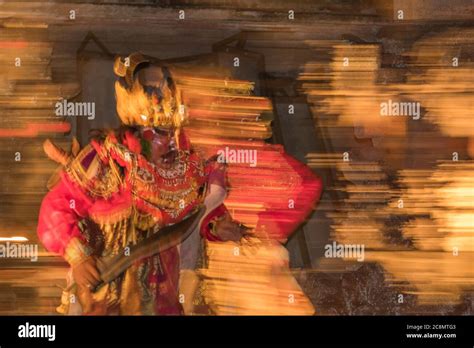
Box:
[301,30,473,306]
[175,69,319,314]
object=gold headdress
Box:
[113,52,186,128]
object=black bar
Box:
[0,315,472,346]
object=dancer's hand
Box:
[72,257,101,289]
[213,213,251,242]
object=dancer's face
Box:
[135,65,179,166]
[141,127,177,166]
